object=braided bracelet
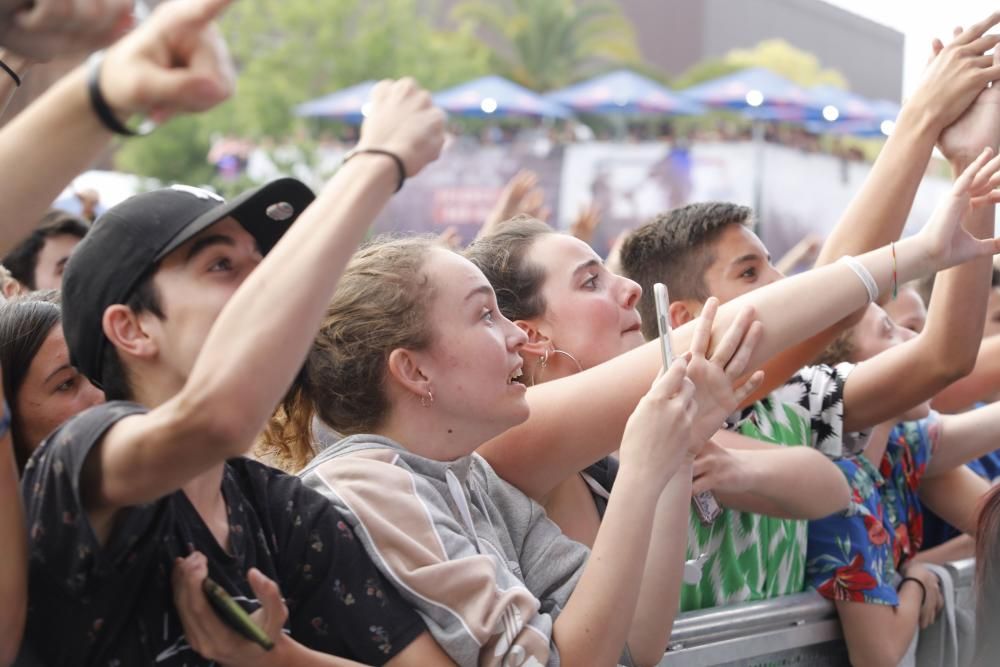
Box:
[900,576,927,607]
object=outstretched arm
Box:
[0,0,235,257]
[694,432,850,519]
[482,153,1000,501]
[933,336,1000,412]
[844,74,1000,431]
[85,78,445,533]
[926,403,1000,476]
[920,465,991,534]
[0,399,26,666]
[741,15,1000,405]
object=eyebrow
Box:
[465,285,494,301]
[573,258,602,276]
[43,363,73,384]
[185,235,236,264]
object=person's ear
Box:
[513,320,551,358]
[1,278,26,299]
[669,300,699,329]
[103,305,159,362]
[386,348,432,400]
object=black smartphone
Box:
[202,576,275,651]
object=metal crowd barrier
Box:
[658,558,976,667]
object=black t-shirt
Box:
[580,455,619,519]
[18,402,426,666]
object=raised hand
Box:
[682,298,765,444]
[568,201,601,244]
[0,0,134,61]
[172,551,287,667]
[919,146,1000,270]
[100,0,236,124]
[910,11,1000,137]
[357,78,446,180]
[478,170,549,239]
[619,357,697,490]
[691,439,753,496]
[938,38,1000,165]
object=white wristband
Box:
[839,255,878,304]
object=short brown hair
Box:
[258,235,439,472]
[619,202,753,340]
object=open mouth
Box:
[508,367,524,385]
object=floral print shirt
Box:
[18,402,426,666]
[806,413,940,605]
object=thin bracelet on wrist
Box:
[900,576,927,607]
[86,51,156,137]
[341,148,406,192]
[0,59,21,87]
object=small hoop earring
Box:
[421,390,434,408]
[530,347,583,385]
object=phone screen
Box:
[653,283,674,370]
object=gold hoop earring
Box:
[420,390,434,408]
[530,347,583,385]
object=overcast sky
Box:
[824,1,1000,96]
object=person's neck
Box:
[378,407,486,463]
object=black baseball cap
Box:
[62,178,316,388]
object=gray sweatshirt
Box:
[299,434,630,667]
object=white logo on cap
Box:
[170,184,225,202]
[266,202,295,221]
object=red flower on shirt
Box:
[816,554,879,602]
[863,513,889,547]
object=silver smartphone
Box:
[653,282,722,525]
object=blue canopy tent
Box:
[433,75,571,118]
[295,80,378,123]
[805,97,900,137]
[546,69,702,116]
[683,67,825,120]
[809,85,878,123]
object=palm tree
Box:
[452,0,640,91]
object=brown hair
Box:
[976,486,1000,659]
[464,215,553,323]
[619,202,754,340]
[814,328,856,368]
[257,235,439,472]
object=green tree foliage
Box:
[452,0,640,91]
[674,39,848,90]
[117,0,490,185]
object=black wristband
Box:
[900,576,927,607]
[86,52,154,137]
[341,148,406,193]
[0,59,20,87]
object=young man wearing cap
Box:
[18,79,452,666]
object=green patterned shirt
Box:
[680,397,811,612]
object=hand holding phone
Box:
[202,576,275,651]
[654,282,722,526]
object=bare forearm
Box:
[914,535,975,566]
[0,64,111,255]
[933,336,1000,413]
[105,158,398,507]
[628,464,692,666]
[554,465,660,667]
[713,447,849,519]
[928,405,1000,475]
[836,592,923,667]
[920,466,990,534]
[486,237,931,500]
[0,436,26,666]
[816,106,938,267]
[0,50,28,120]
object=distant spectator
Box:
[2,210,89,292]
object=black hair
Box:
[2,210,90,290]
